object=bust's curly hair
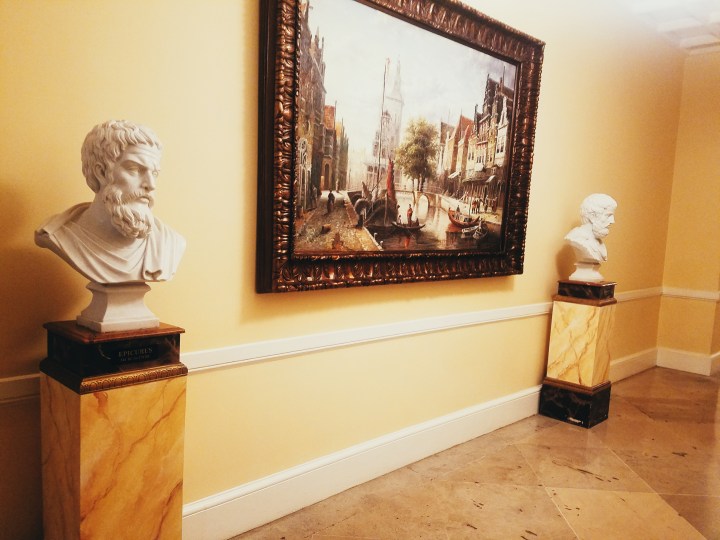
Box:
[580,194,617,224]
[81,120,162,193]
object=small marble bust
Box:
[564,194,617,282]
[35,120,186,284]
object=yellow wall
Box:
[658,51,720,355]
[0,0,689,536]
[612,296,662,359]
[713,301,720,353]
[659,296,716,354]
[663,52,720,291]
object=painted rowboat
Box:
[448,209,480,228]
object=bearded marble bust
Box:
[564,193,617,282]
[35,120,186,284]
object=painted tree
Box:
[395,118,438,192]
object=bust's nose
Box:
[142,171,157,191]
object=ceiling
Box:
[619,0,720,54]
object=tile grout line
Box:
[600,392,711,538]
[542,485,582,540]
[510,439,583,539]
[603,444,657,495]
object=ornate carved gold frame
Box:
[257,0,544,292]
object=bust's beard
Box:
[102,185,154,239]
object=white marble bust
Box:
[565,194,617,282]
[35,120,186,284]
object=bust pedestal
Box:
[77,282,159,332]
[39,321,187,539]
[539,280,617,428]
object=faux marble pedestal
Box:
[39,321,187,540]
[539,280,616,428]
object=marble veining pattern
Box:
[41,375,186,539]
[79,377,186,539]
[41,375,81,540]
[233,368,719,539]
[546,301,615,386]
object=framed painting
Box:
[257,0,544,292]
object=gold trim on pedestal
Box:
[542,377,611,395]
[552,294,617,307]
[40,356,187,394]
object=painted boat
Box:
[460,221,489,241]
[448,209,480,228]
[392,222,425,234]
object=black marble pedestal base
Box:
[539,378,611,428]
[556,279,616,303]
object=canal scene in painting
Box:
[293,0,516,254]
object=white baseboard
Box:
[181,385,541,540]
[0,373,39,404]
[609,348,657,382]
[657,347,720,376]
[608,348,720,380]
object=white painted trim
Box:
[0,373,39,404]
[662,287,720,302]
[0,286,668,397]
[711,351,720,375]
[181,384,541,540]
[181,287,667,373]
[180,302,553,372]
[609,348,657,382]
[657,347,720,376]
[615,286,663,303]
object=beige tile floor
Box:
[234,367,720,539]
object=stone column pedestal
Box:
[539,280,617,428]
[39,321,187,540]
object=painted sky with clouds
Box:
[305,0,517,172]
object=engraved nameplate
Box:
[100,343,158,364]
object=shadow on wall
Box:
[0,181,86,378]
[0,397,42,540]
[555,243,575,283]
[242,270,519,327]
[0,247,87,373]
